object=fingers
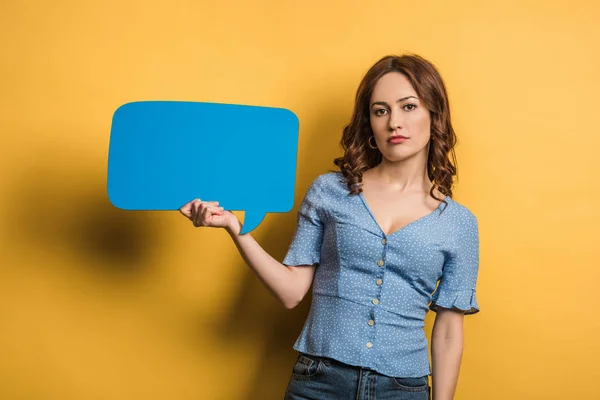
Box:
[192,200,218,221]
[180,198,213,217]
[196,205,224,227]
[188,199,225,227]
[179,200,194,217]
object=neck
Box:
[368,147,432,194]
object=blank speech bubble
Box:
[107,101,299,234]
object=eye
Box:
[403,104,417,111]
[374,108,388,116]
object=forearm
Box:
[431,330,463,400]
[225,217,302,308]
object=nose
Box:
[388,110,402,131]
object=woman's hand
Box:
[179,199,236,230]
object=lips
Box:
[388,135,408,142]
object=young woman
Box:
[180,54,481,400]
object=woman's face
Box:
[369,72,432,162]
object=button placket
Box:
[367,235,386,354]
[365,309,377,351]
[373,235,387,303]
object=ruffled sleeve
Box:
[429,211,481,315]
[282,175,326,267]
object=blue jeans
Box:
[284,353,431,400]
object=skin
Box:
[179,71,466,400]
[365,71,465,400]
[363,71,444,235]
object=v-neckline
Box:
[358,191,450,238]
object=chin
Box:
[382,154,412,163]
[381,149,415,162]
[384,144,428,161]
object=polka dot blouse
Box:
[282,171,481,378]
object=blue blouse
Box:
[282,171,480,378]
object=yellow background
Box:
[1,1,599,399]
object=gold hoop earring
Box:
[368,135,378,149]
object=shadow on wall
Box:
[5,161,162,277]
[3,84,351,399]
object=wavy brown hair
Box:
[332,53,458,210]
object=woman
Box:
[180,53,481,400]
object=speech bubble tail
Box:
[239,212,267,235]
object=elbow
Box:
[282,292,307,310]
[283,301,299,310]
[279,269,312,310]
[283,296,302,310]
[281,266,313,309]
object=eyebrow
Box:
[371,96,418,108]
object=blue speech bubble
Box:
[107,101,299,234]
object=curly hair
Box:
[332,53,458,210]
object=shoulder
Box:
[441,199,479,249]
[306,171,347,193]
[444,197,478,227]
[439,198,479,251]
[301,171,350,208]
[313,171,344,185]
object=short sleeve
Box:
[429,212,481,315]
[282,176,326,267]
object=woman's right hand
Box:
[179,199,236,230]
